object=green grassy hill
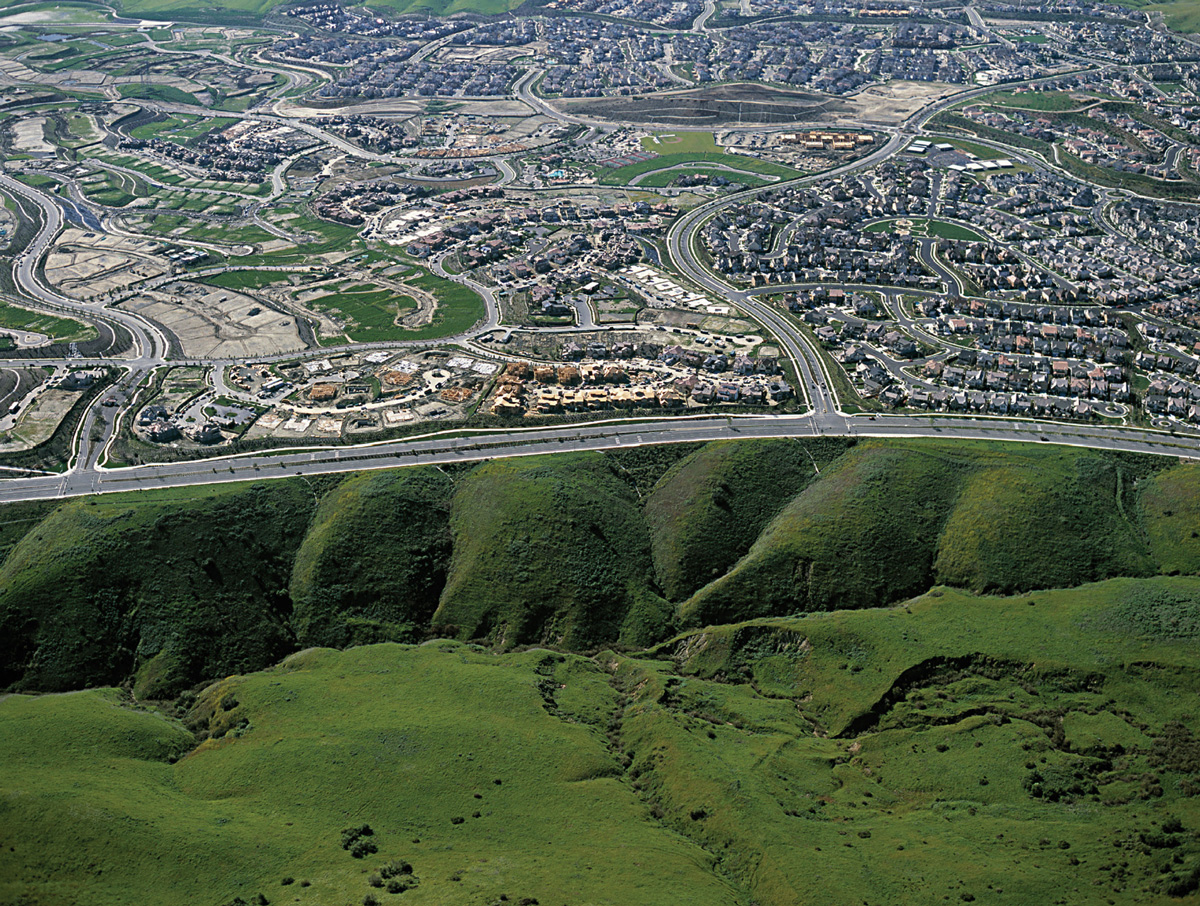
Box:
[682,441,1171,627]
[644,439,846,601]
[290,468,454,649]
[3,439,1200,698]
[933,448,1159,593]
[680,441,975,625]
[0,481,319,697]
[0,643,738,906]
[1140,463,1200,574]
[7,577,1200,905]
[432,454,673,649]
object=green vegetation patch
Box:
[1146,0,1200,34]
[290,468,454,648]
[979,89,1089,111]
[0,644,732,906]
[5,440,1200,699]
[433,453,673,649]
[641,131,726,154]
[10,576,1200,905]
[683,441,1169,625]
[0,480,323,696]
[117,82,202,106]
[636,165,772,188]
[645,438,848,600]
[681,441,972,625]
[0,299,94,343]
[399,270,488,339]
[934,449,1159,593]
[309,282,419,341]
[1141,463,1200,573]
[602,146,800,186]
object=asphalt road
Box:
[2,411,1197,505]
[0,173,167,365]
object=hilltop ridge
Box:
[2,438,1199,696]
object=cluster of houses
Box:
[961,101,1181,180]
[402,196,668,271]
[314,115,417,155]
[899,387,1112,419]
[1144,376,1200,422]
[284,3,466,40]
[923,355,1131,402]
[542,19,681,97]
[270,0,1056,104]
[119,122,317,182]
[781,131,876,152]
[1147,296,1200,332]
[558,0,702,28]
[1109,200,1200,266]
[313,179,431,226]
[136,405,226,445]
[318,59,519,99]
[488,345,791,416]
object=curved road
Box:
[0,173,168,365]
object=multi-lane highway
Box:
[1,410,1197,505]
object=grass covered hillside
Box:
[0,643,738,906]
[290,469,454,650]
[679,441,974,626]
[7,578,1200,905]
[644,438,848,601]
[0,480,322,697]
[682,440,1168,627]
[432,454,673,649]
[2,439,1200,697]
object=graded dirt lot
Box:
[121,282,305,359]
[844,80,963,125]
[0,387,77,452]
[44,229,168,299]
[9,116,51,154]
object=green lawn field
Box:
[635,165,772,188]
[979,89,1089,111]
[301,272,484,343]
[309,283,419,341]
[598,133,801,185]
[118,83,203,106]
[604,150,800,186]
[0,299,94,343]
